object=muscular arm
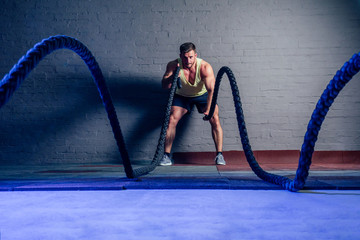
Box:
[201,61,216,115]
[162,60,178,89]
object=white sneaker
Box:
[159,154,173,166]
[215,154,226,165]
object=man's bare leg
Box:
[209,105,225,165]
[160,106,188,166]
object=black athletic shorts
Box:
[172,92,208,113]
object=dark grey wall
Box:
[1,0,360,164]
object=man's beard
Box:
[184,62,195,69]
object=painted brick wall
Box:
[0,0,359,164]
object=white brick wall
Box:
[0,0,359,164]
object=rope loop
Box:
[0,35,135,178]
[206,52,360,191]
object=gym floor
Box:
[0,161,360,239]
[1,189,359,240]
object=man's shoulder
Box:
[199,59,213,76]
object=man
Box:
[160,42,226,166]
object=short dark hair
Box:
[180,42,196,54]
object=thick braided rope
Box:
[0,35,135,178]
[293,52,360,190]
[2,36,359,187]
[206,53,360,191]
[132,67,180,177]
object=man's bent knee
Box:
[209,115,221,128]
[169,106,187,126]
[168,114,180,129]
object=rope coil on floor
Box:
[1,35,359,191]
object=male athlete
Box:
[160,42,226,166]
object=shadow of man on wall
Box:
[0,73,192,165]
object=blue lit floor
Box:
[0,189,359,240]
[1,164,360,239]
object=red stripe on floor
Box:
[173,150,360,171]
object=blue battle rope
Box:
[0,35,180,179]
[1,35,359,190]
[204,53,360,191]
[0,35,134,178]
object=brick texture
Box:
[0,0,359,164]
